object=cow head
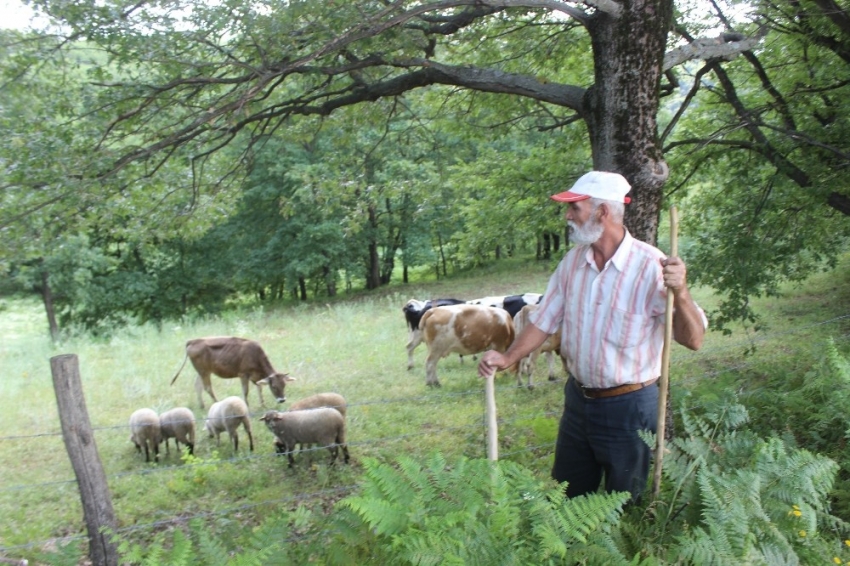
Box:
[257,373,296,403]
[403,299,426,314]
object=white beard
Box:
[568,217,603,245]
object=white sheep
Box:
[288,392,348,452]
[204,396,254,452]
[289,392,347,418]
[259,408,350,468]
[159,407,196,456]
[129,408,161,462]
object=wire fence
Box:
[2,312,849,558]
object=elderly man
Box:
[479,170,706,502]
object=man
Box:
[478,170,706,502]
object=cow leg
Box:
[546,351,557,381]
[253,378,267,407]
[240,376,253,407]
[424,352,441,387]
[406,330,422,370]
[197,373,217,409]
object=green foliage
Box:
[737,338,850,519]
[110,515,290,566]
[630,396,846,564]
[328,453,632,565]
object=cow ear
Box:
[257,377,269,385]
[284,374,296,382]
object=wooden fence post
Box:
[50,354,118,566]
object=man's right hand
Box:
[478,351,508,378]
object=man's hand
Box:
[660,256,688,294]
[478,351,508,378]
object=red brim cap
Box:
[550,191,631,204]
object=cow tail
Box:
[170,352,190,386]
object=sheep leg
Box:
[245,420,254,452]
[286,442,296,468]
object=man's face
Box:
[566,200,603,245]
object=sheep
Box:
[204,396,254,452]
[259,407,350,468]
[288,392,348,452]
[289,392,347,418]
[129,408,161,462]
[159,407,196,456]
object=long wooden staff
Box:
[652,206,678,500]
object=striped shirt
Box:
[529,230,704,389]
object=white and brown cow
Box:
[419,304,515,387]
[402,298,466,369]
[512,303,563,389]
[170,336,295,409]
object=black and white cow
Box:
[467,293,543,318]
[403,298,466,369]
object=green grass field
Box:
[2,254,850,563]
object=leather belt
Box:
[575,377,658,399]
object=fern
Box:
[329,454,630,565]
[654,396,842,564]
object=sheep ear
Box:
[272,414,284,421]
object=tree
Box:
[661,0,850,330]
[8,0,761,246]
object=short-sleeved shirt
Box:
[529,230,703,389]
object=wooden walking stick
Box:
[652,205,678,500]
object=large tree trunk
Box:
[585,2,675,438]
[584,1,673,245]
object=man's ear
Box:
[596,203,609,221]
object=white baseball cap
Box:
[551,171,632,204]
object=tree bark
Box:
[583,1,673,244]
[366,203,381,290]
[40,268,60,343]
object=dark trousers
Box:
[552,377,658,502]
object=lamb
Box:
[259,407,350,468]
[204,396,254,452]
[289,392,347,418]
[129,408,161,463]
[289,392,347,452]
[159,407,196,456]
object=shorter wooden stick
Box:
[485,374,499,461]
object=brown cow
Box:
[512,303,563,389]
[170,336,295,408]
[420,304,515,387]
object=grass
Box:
[1,253,850,563]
